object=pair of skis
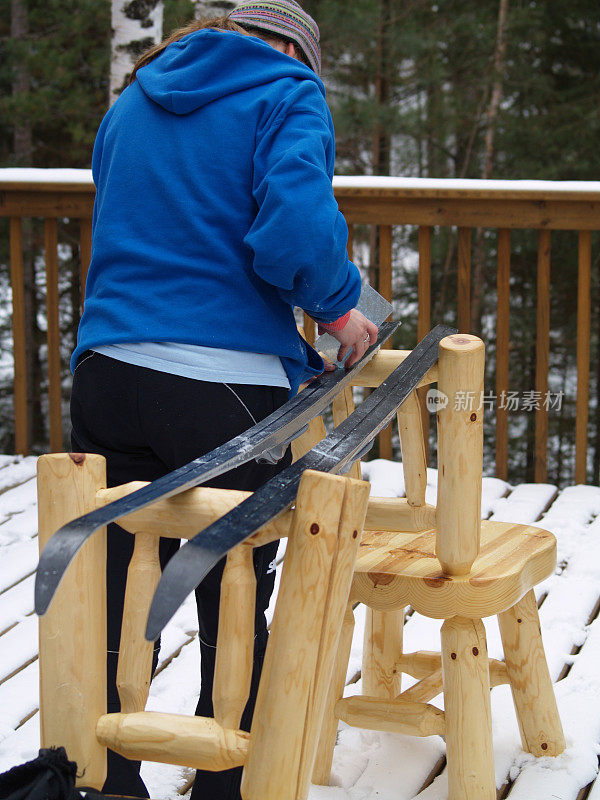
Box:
[35,323,455,642]
[35,321,398,616]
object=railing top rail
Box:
[0,168,94,193]
[3,169,600,202]
[333,176,600,202]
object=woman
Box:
[71,2,377,797]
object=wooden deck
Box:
[1,455,600,799]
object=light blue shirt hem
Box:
[92,342,291,389]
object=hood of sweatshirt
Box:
[136,28,326,115]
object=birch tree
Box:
[110,0,164,105]
[193,1,236,18]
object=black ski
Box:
[145,324,455,641]
[35,321,398,616]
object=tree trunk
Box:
[471,0,510,334]
[193,1,236,17]
[482,0,510,180]
[11,0,32,164]
[370,0,394,459]
[110,0,164,105]
[369,0,392,290]
[11,0,44,451]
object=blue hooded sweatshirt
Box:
[71,29,361,396]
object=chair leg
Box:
[312,602,355,785]
[498,589,565,756]
[242,472,369,800]
[441,617,495,800]
[362,608,403,698]
[38,454,108,790]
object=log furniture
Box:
[312,334,565,800]
[37,455,372,798]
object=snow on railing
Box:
[3,168,600,195]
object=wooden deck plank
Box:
[0,459,37,498]
[489,483,558,523]
[0,660,38,730]
[0,540,38,594]
[0,574,33,634]
[505,613,600,799]
[0,615,37,683]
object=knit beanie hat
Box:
[229,1,321,75]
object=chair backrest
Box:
[37,455,370,800]
[291,349,440,523]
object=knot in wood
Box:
[541,742,548,750]
[450,652,457,660]
[472,647,479,656]
[450,335,472,345]
[69,453,86,465]
[310,523,320,535]
[470,412,477,422]
[352,530,358,539]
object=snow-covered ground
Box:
[1,456,600,799]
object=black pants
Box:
[71,352,291,800]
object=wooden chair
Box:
[37,455,372,799]
[312,334,565,800]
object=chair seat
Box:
[351,520,556,619]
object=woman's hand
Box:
[327,309,379,368]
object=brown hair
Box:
[128,15,308,84]
[239,24,311,69]
[128,17,248,85]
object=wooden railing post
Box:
[79,217,92,311]
[9,217,28,456]
[418,225,432,461]
[535,230,551,483]
[44,218,62,453]
[457,227,471,334]
[496,228,511,480]
[378,224,394,459]
[576,230,591,484]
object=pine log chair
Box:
[37,454,373,799]
[310,334,565,800]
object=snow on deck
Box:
[1,456,600,799]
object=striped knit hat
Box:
[229,1,321,75]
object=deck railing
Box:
[1,170,599,485]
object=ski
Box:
[145,324,455,641]
[35,320,398,616]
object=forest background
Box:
[1,0,599,486]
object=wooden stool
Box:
[37,457,371,800]
[313,334,565,800]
